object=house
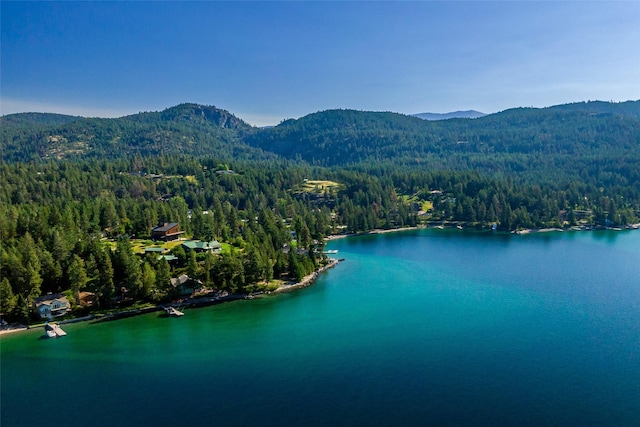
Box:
[144,246,166,253]
[160,254,179,264]
[181,240,222,253]
[151,222,185,241]
[35,294,71,320]
[138,246,169,259]
[170,274,202,296]
[282,244,308,256]
[78,291,96,306]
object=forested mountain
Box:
[0,104,269,163]
[548,100,640,118]
[414,110,486,120]
[3,100,639,202]
[3,101,639,169]
[1,100,639,323]
[246,101,640,169]
[3,99,639,202]
[1,112,82,128]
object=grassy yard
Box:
[108,238,189,254]
[299,179,342,194]
[421,201,434,212]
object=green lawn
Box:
[299,179,342,194]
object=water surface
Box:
[2,229,639,426]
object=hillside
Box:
[2,100,639,189]
[414,110,486,120]
[0,112,82,129]
[0,104,269,162]
[245,102,640,185]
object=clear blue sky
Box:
[2,1,639,126]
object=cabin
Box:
[151,222,185,241]
[35,294,71,320]
[181,240,222,254]
[170,274,202,296]
[78,291,96,306]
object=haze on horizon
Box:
[1,1,639,127]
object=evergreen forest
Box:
[1,100,639,323]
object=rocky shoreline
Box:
[0,258,343,336]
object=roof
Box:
[144,247,165,253]
[35,293,68,304]
[160,255,178,261]
[35,294,70,308]
[171,274,190,287]
[182,240,222,250]
[170,274,203,288]
[152,222,179,232]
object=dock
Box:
[44,323,67,338]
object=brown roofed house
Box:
[152,222,185,241]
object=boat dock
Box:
[44,323,67,338]
[164,306,184,317]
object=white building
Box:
[36,294,71,320]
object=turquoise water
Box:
[2,229,639,426]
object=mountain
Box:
[2,101,639,187]
[245,101,640,168]
[0,112,82,128]
[126,103,253,130]
[548,100,640,118]
[413,110,486,120]
[0,103,269,163]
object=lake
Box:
[2,229,639,426]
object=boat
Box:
[164,306,184,317]
[323,250,339,254]
[44,322,67,338]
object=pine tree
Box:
[95,247,115,307]
[17,233,42,299]
[187,250,199,279]
[67,255,88,304]
[0,277,17,317]
[141,262,156,300]
[156,257,172,294]
[288,251,305,282]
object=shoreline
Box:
[271,258,341,294]
[0,258,343,337]
[325,222,640,240]
[325,226,422,241]
[3,223,638,337]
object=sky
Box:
[1,1,639,126]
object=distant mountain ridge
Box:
[0,103,265,162]
[2,101,639,172]
[413,110,486,120]
[1,112,82,128]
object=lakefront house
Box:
[36,294,71,320]
[170,274,202,296]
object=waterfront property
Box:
[170,274,202,296]
[35,294,71,320]
[44,322,67,338]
